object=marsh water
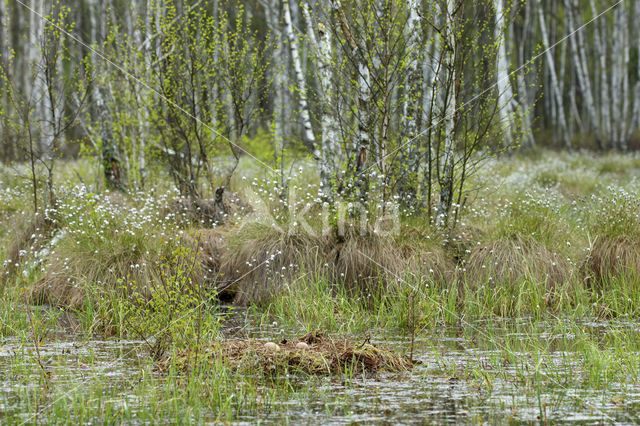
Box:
[2,307,639,424]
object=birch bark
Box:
[334,0,371,211]
[634,0,640,137]
[494,0,516,145]
[565,0,602,149]
[590,0,610,147]
[436,0,457,227]
[515,0,536,148]
[399,0,422,209]
[0,0,8,70]
[284,0,316,147]
[265,0,288,207]
[536,0,571,149]
[131,0,148,188]
[306,1,340,204]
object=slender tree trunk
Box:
[437,0,457,228]
[399,0,421,210]
[284,0,316,147]
[494,0,516,146]
[266,0,288,208]
[634,0,640,137]
[29,0,47,156]
[565,0,602,149]
[306,1,340,205]
[0,0,8,70]
[90,0,122,190]
[515,0,536,148]
[334,0,371,213]
[536,0,571,149]
[132,0,148,188]
[590,0,611,148]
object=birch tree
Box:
[397,0,423,210]
[536,0,571,149]
[334,0,372,214]
[303,1,340,205]
[436,0,458,227]
[565,0,602,149]
[494,0,517,146]
[283,0,316,148]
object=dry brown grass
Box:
[214,222,327,305]
[161,331,414,376]
[583,236,640,287]
[3,213,56,284]
[201,222,449,305]
[463,235,570,289]
[328,226,405,294]
[30,232,206,309]
[32,270,89,309]
[30,249,161,309]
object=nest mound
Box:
[161,332,414,376]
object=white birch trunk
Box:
[591,0,611,147]
[334,0,370,210]
[422,35,440,130]
[634,0,640,137]
[29,0,48,155]
[308,5,340,204]
[437,0,457,227]
[494,0,516,145]
[132,0,148,188]
[0,0,9,70]
[566,0,602,149]
[611,6,622,147]
[265,0,287,206]
[536,0,571,149]
[284,0,316,147]
[619,2,631,149]
[517,0,536,148]
[399,0,422,208]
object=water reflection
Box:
[1,309,639,424]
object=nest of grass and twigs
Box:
[463,235,570,290]
[582,236,640,288]
[159,331,414,377]
[166,188,251,228]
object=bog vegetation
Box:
[1,0,640,423]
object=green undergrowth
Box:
[257,271,640,336]
[0,353,313,424]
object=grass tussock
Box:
[584,236,640,288]
[207,221,448,305]
[27,188,208,312]
[463,235,570,289]
[214,222,327,305]
[162,331,413,376]
[3,213,56,285]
